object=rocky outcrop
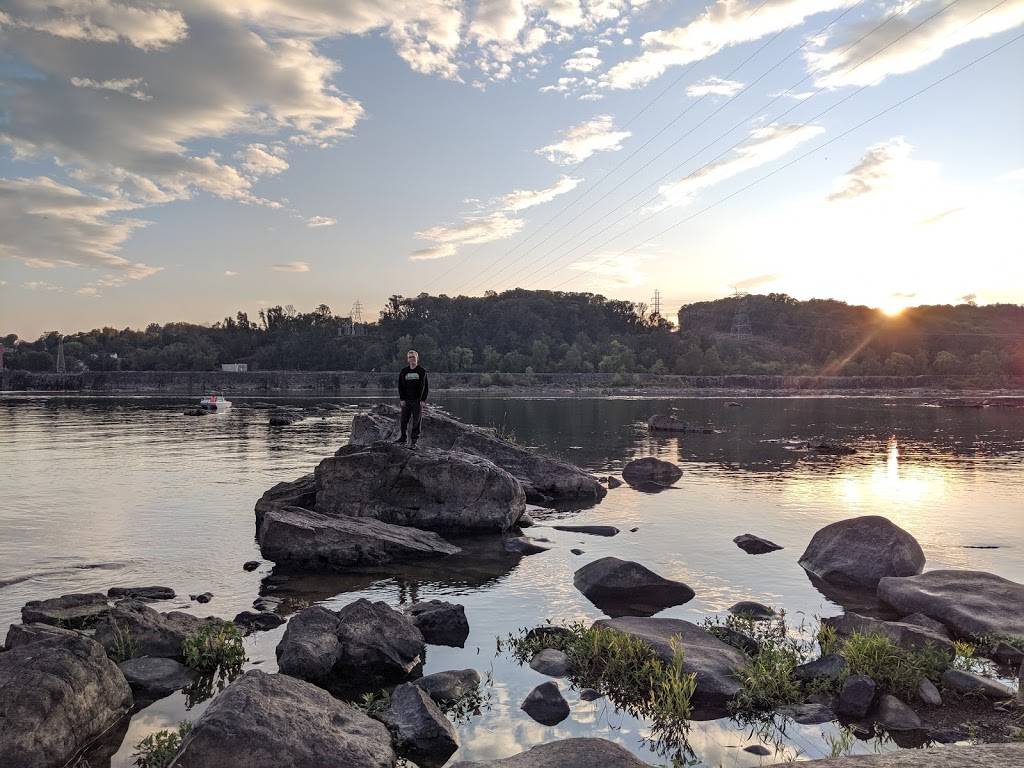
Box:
[574,557,694,617]
[822,612,953,653]
[377,683,459,768]
[171,670,395,768]
[877,570,1024,639]
[93,599,218,660]
[276,599,424,695]
[764,743,1024,767]
[0,633,133,768]
[734,534,783,554]
[413,669,481,705]
[258,505,460,570]
[315,443,526,532]
[5,621,82,649]
[350,404,605,504]
[504,536,550,555]
[799,516,925,589]
[450,738,652,767]
[118,657,197,698]
[254,473,317,530]
[21,592,110,629]
[403,600,470,648]
[520,681,570,726]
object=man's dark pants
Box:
[399,400,422,442]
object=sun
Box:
[880,303,906,317]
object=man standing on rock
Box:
[395,349,429,448]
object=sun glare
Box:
[880,303,906,317]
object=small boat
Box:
[199,391,232,410]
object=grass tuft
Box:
[132,721,191,768]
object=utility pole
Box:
[730,291,752,337]
[650,289,661,319]
[350,299,363,336]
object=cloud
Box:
[1003,167,1024,182]
[536,115,631,165]
[567,251,652,286]
[564,46,602,72]
[0,0,189,50]
[656,123,824,209]
[918,206,965,226]
[498,175,582,211]
[224,270,238,277]
[828,138,938,202]
[272,261,311,272]
[237,145,289,178]
[731,273,781,291]
[23,280,64,292]
[470,0,528,44]
[412,212,525,260]
[70,77,152,101]
[305,215,337,227]
[961,293,977,303]
[687,76,744,97]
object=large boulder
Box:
[93,599,218,660]
[377,682,458,768]
[107,586,176,601]
[734,534,783,555]
[20,592,110,629]
[254,472,317,530]
[170,670,395,768]
[874,694,922,731]
[402,600,470,647]
[763,744,1024,767]
[413,668,481,705]
[799,516,925,589]
[118,657,197,698]
[877,570,1024,640]
[450,738,652,767]
[5,621,82,650]
[621,457,682,488]
[822,613,954,653]
[350,404,605,505]
[593,617,746,708]
[0,633,133,768]
[258,505,460,570]
[574,557,695,617]
[276,599,425,695]
[315,443,526,532]
[520,681,570,726]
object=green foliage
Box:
[838,632,950,700]
[132,721,192,768]
[354,689,391,717]
[817,624,838,657]
[823,727,856,758]
[108,618,138,663]
[182,621,246,675]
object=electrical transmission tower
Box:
[650,289,661,319]
[729,290,753,337]
[349,299,363,336]
[56,335,66,373]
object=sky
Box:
[1,0,1022,339]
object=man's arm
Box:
[421,371,429,402]
[397,370,404,400]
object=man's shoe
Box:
[392,437,407,445]
[409,441,418,451]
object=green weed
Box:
[181,621,246,675]
[132,721,192,768]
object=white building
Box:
[221,363,248,372]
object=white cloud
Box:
[224,270,238,277]
[731,272,782,291]
[237,144,289,178]
[23,280,64,292]
[305,215,337,227]
[828,138,937,202]
[471,0,528,43]
[1004,167,1024,182]
[498,175,582,211]
[656,123,824,209]
[536,115,631,165]
[687,76,744,97]
[564,45,602,72]
[0,0,189,50]
[272,261,311,272]
[70,77,151,101]
[412,212,525,260]
[540,76,578,93]
[567,250,653,286]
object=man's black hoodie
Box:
[398,365,429,402]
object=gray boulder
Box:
[276,599,424,695]
[118,656,197,698]
[838,674,876,718]
[315,442,526,532]
[233,610,286,633]
[530,649,571,677]
[93,599,217,659]
[941,669,1014,698]
[898,613,950,636]
[621,457,682,487]
[377,683,458,768]
[574,557,694,617]
[775,702,836,724]
[350,404,605,505]
[520,681,570,726]
[762,744,1024,767]
[21,592,110,629]
[593,617,746,707]
[734,534,783,554]
[799,516,925,589]
[171,670,395,768]
[403,600,470,647]
[877,570,1024,639]
[107,585,175,601]
[450,738,651,767]
[254,472,317,530]
[0,633,133,768]
[874,694,922,731]
[917,678,942,706]
[728,601,776,620]
[5,621,82,650]
[504,536,550,555]
[822,612,953,653]
[258,505,459,570]
[414,668,481,705]
[552,524,619,537]
[793,654,848,684]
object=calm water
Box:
[1,395,1022,766]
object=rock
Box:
[898,613,950,636]
[606,476,622,489]
[276,599,424,695]
[233,610,286,633]
[117,656,197,698]
[708,626,759,657]
[621,457,682,487]
[4,621,82,650]
[520,681,570,726]
[799,515,925,589]
[254,473,317,530]
[745,745,771,756]
[253,596,281,612]
[593,617,747,707]
[838,674,877,718]
[762,744,1024,766]
[413,668,481,705]
[579,688,602,701]
[574,557,695,617]
[647,414,716,433]
[0,633,133,768]
[505,536,550,555]
[941,668,1014,698]
[552,524,619,537]
[793,654,849,683]
[878,570,1024,639]
[517,512,535,528]
[530,649,571,677]
[183,407,210,416]
[21,591,110,629]
[377,682,458,768]
[403,600,470,648]
[351,404,606,505]
[93,599,216,659]
[243,560,261,571]
[726,401,742,407]
[571,548,584,555]
[449,738,651,767]
[728,601,776,620]
[992,640,1024,667]
[171,670,395,768]
[268,410,302,426]
[874,694,922,731]
[524,625,574,644]
[191,592,214,603]
[822,612,953,653]
[734,533,783,554]
[812,441,856,455]
[107,586,176,601]
[258,505,460,570]
[775,702,836,724]
[917,678,942,706]
[315,442,526,532]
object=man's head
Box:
[406,350,419,367]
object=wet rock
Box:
[733,533,783,555]
[775,702,836,724]
[191,592,214,603]
[571,548,584,555]
[517,512,536,528]
[574,557,695,617]
[413,668,481,705]
[449,738,651,767]
[579,688,602,701]
[793,654,849,684]
[552,524,619,537]
[243,560,261,571]
[647,414,716,433]
[377,683,458,768]
[898,613,950,636]
[253,596,281,613]
[520,681,570,726]
[118,657,197,698]
[728,601,776,621]
[917,678,942,706]
[744,745,771,756]
[0,633,133,768]
[941,669,1014,698]
[268,410,302,426]
[5,621,82,650]
[991,640,1024,667]
[350,404,606,505]
[799,515,925,589]
[874,694,922,731]
[403,600,470,648]
[878,570,1024,639]
[276,599,424,696]
[170,670,394,768]
[822,612,953,653]
[607,476,623,489]
[254,473,317,530]
[21,591,110,629]
[233,610,286,633]
[838,674,877,718]
[726,401,743,407]
[94,599,217,660]
[708,626,759,657]
[183,407,210,416]
[259,505,460,570]
[316,442,526,532]
[524,625,574,645]
[621,457,682,487]
[107,586,176,601]
[594,617,746,707]
[812,441,856,455]
[505,536,550,555]
[530,649,571,677]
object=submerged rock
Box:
[118,656,197,698]
[811,441,856,455]
[552,524,619,537]
[403,600,470,648]
[606,476,623,489]
[728,601,776,620]
[171,670,395,768]
[822,612,953,653]
[574,557,695,617]
[733,533,783,555]
[268,411,302,427]
[450,738,651,767]
[21,592,110,629]
[799,515,925,589]
[93,599,218,660]
[377,682,458,768]
[107,586,176,601]
[775,702,836,725]
[520,681,570,726]
[621,457,682,488]
[505,536,551,555]
[243,560,261,571]
[647,414,716,433]
[233,610,286,633]
[414,668,481,705]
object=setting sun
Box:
[880,303,907,317]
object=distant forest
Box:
[3,291,1023,377]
